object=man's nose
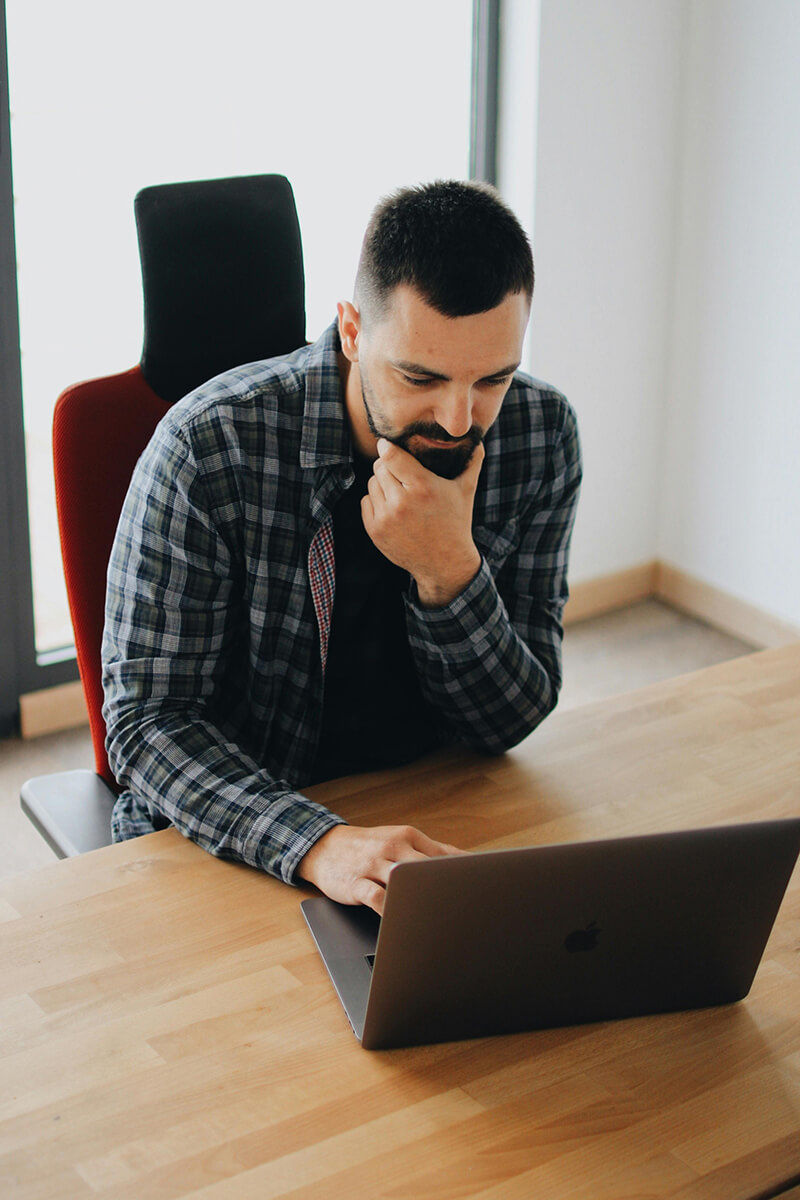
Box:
[435,387,473,438]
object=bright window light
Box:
[7,1,473,652]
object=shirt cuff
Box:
[405,556,508,659]
[240,792,347,886]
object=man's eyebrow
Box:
[391,359,520,381]
[482,362,520,380]
[391,359,450,380]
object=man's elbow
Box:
[464,674,560,756]
[103,701,143,790]
[102,682,168,789]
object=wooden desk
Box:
[2,645,800,1199]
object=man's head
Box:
[339,180,534,477]
[354,179,534,328]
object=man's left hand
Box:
[361,438,484,608]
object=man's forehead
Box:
[371,285,529,372]
[376,282,528,324]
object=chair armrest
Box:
[20,770,116,858]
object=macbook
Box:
[301,817,800,1050]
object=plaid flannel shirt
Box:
[102,321,582,884]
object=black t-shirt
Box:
[311,456,441,784]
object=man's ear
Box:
[337,301,362,363]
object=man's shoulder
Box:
[498,371,577,450]
[506,370,574,427]
[165,342,312,440]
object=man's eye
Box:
[403,375,434,387]
[484,376,511,387]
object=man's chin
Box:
[406,440,478,480]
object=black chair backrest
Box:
[136,173,306,403]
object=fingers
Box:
[459,440,485,490]
[367,438,467,516]
[297,823,466,915]
[361,455,403,536]
[360,492,374,523]
[352,875,388,916]
[375,437,425,486]
[368,457,404,508]
[404,827,465,860]
[375,436,485,494]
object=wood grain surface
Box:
[2,644,800,1199]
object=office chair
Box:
[21,173,306,857]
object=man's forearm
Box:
[405,558,561,754]
[105,694,344,883]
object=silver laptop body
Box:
[301,818,800,1050]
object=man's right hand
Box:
[296,824,465,915]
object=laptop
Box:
[301,817,800,1050]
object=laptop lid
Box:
[301,817,800,1050]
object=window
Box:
[0,1,495,731]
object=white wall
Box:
[529,0,687,582]
[515,0,799,630]
[659,0,800,628]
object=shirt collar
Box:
[299,320,354,470]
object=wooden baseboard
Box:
[655,563,800,649]
[19,681,88,740]
[564,561,659,625]
[566,558,800,649]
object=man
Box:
[102,179,582,914]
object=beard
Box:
[360,380,483,480]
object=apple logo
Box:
[564,921,601,953]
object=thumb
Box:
[458,440,485,492]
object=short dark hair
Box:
[354,179,534,324]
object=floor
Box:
[0,599,756,882]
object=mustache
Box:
[400,422,484,447]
